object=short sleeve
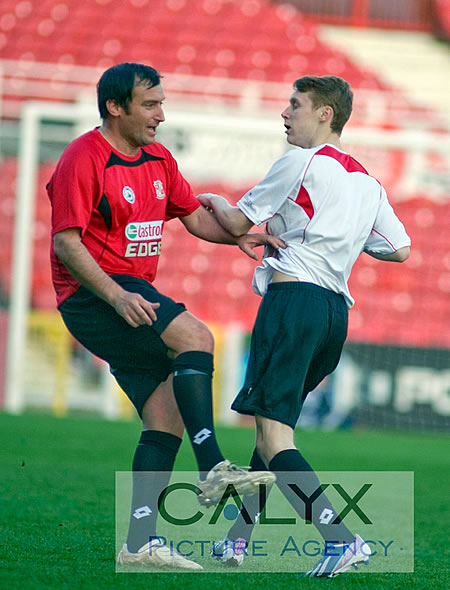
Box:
[47,141,101,236]
[237,149,308,226]
[162,149,200,220]
[364,186,411,254]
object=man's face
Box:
[118,82,165,149]
[281,91,324,148]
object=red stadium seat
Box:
[0,0,392,93]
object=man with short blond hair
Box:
[200,75,410,577]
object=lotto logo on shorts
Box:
[193,428,212,445]
[125,241,161,258]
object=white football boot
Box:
[197,459,276,507]
[117,538,203,570]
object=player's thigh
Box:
[59,278,185,375]
[60,283,175,416]
[302,306,347,398]
[160,310,214,354]
[61,295,169,377]
[232,284,331,429]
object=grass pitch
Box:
[0,412,448,589]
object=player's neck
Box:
[98,124,140,157]
[325,137,342,149]
[315,130,341,150]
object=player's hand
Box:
[197,194,213,210]
[237,233,286,260]
[197,193,230,212]
[113,291,160,328]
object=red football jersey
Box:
[47,128,200,306]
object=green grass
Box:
[0,412,448,589]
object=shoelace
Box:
[226,463,251,472]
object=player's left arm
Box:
[365,246,410,262]
[363,186,411,263]
[180,204,243,243]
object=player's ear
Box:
[105,99,121,118]
[319,105,333,123]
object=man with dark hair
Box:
[47,62,279,570]
[199,75,410,577]
[96,62,162,120]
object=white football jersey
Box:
[237,143,411,307]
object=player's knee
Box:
[162,312,214,354]
[186,320,214,353]
[256,435,294,465]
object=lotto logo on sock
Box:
[133,505,152,519]
[193,428,212,445]
[319,508,335,525]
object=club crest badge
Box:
[122,186,135,204]
[153,180,166,200]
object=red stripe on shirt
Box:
[294,184,314,219]
[316,145,369,175]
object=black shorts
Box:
[231,282,348,429]
[59,274,186,416]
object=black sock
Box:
[126,430,181,553]
[269,449,354,544]
[227,448,270,543]
[172,351,224,475]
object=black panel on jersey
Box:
[105,150,164,169]
[97,194,112,230]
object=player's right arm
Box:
[196,193,253,237]
[53,228,159,328]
